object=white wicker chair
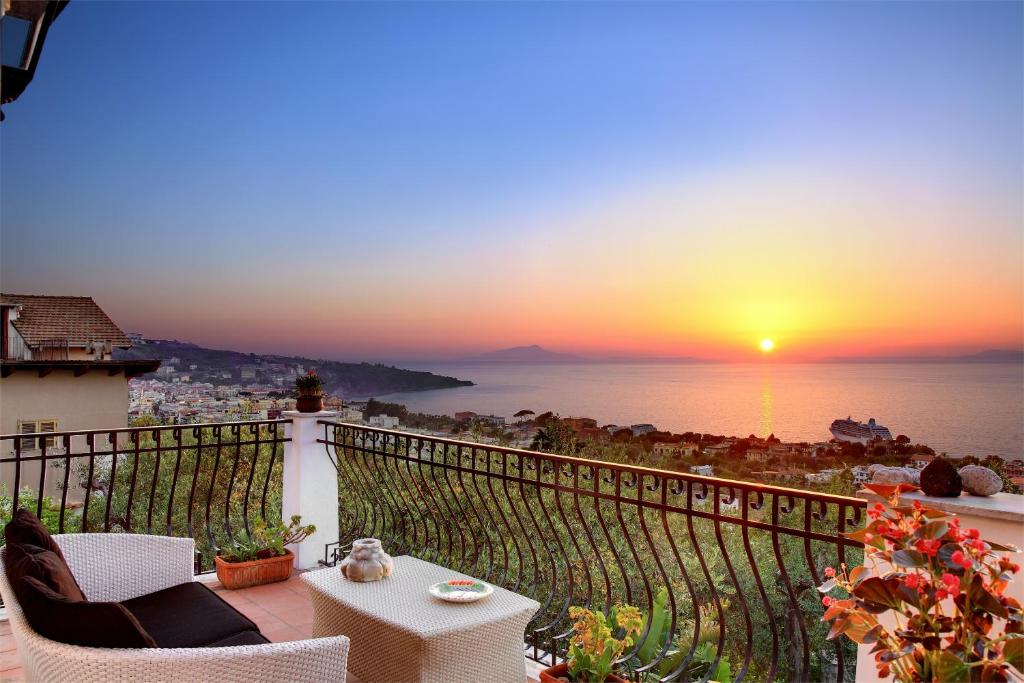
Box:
[0,534,350,682]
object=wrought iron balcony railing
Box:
[319,422,867,682]
[0,420,288,572]
[0,417,869,681]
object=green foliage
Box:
[566,604,643,682]
[0,487,65,541]
[635,588,671,665]
[219,515,315,563]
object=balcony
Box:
[0,417,868,681]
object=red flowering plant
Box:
[818,485,1023,681]
[295,369,323,396]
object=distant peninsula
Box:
[116,339,474,397]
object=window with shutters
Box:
[16,419,58,450]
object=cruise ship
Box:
[829,417,894,444]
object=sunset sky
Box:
[1,1,1021,362]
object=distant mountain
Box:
[116,339,473,397]
[464,345,582,363]
[824,349,1024,364]
[955,349,1024,363]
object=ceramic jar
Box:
[339,538,393,582]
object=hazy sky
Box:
[1,1,1021,362]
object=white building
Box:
[368,415,400,429]
[851,465,872,485]
[339,406,364,423]
[805,469,839,484]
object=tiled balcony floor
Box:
[0,571,545,682]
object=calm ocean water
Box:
[380,362,1024,458]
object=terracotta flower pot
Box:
[296,393,324,413]
[214,550,294,590]
[538,663,627,683]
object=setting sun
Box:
[760,339,775,353]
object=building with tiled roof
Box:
[1,294,159,502]
[1,294,132,360]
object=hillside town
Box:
[129,375,1024,496]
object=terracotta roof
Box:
[0,294,132,348]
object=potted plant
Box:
[295,370,324,413]
[818,485,1023,682]
[214,515,316,590]
[540,603,642,682]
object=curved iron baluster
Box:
[165,427,184,536]
[485,450,523,586]
[223,423,243,543]
[571,463,609,610]
[771,493,812,681]
[416,439,454,564]
[738,488,780,681]
[124,429,143,533]
[426,442,467,571]
[458,446,495,578]
[684,476,727,683]
[661,477,702,681]
[103,430,120,533]
[58,433,72,533]
[145,428,163,535]
[545,459,589,656]
[501,451,541,596]
[711,484,754,681]
[612,469,656,670]
[204,425,225,551]
[592,467,633,610]
[468,448,509,583]
[240,423,260,537]
[627,472,676,677]
[186,426,203,539]
[443,444,482,573]
[522,454,566,657]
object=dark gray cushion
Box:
[17,576,156,648]
[4,509,84,597]
[122,582,262,648]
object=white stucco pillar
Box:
[853,489,1024,681]
[282,411,339,570]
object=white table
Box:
[302,555,540,683]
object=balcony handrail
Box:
[316,419,866,510]
[1,418,290,442]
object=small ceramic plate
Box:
[429,579,494,603]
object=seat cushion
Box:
[5,543,85,603]
[17,576,156,648]
[206,630,271,647]
[4,509,84,596]
[122,582,262,648]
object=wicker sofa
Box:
[0,533,350,682]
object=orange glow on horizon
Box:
[100,166,1022,362]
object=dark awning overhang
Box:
[0,359,160,379]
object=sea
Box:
[378,362,1024,459]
